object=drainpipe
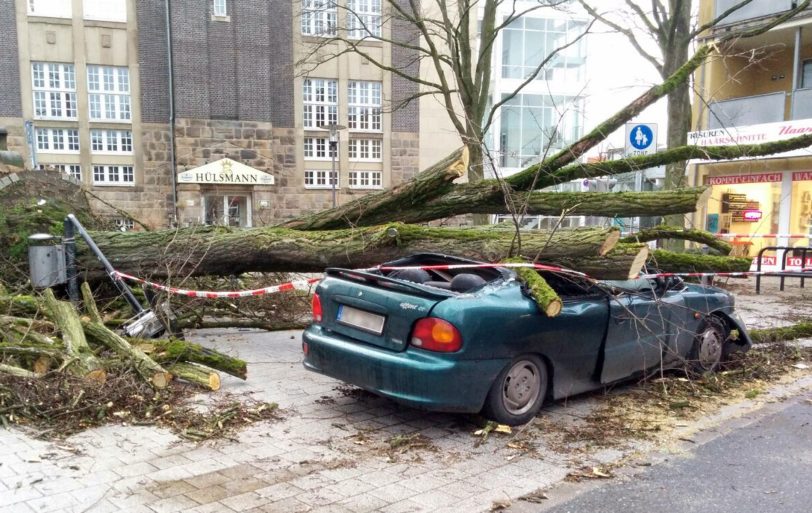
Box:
[791,27,803,119]
[165,0,179,226]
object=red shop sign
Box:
[708,173,783,185]
[792,171,812,181]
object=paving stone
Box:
[295,486,347,507]
[182,471,230,490]
[337,492,390,512]
[151,453,194,470]
[149,479,197,499]
[368,483,420,504]
[24,490,80,512]
[254,482,304,500]
[407,488,460,508]
[185,503,236,513]
[114,461,159,478]
[145,494,200,512]
[378,499,428,513]
[220,476,269,494]
[219,491,269,511]
[259,497,312,513]
[184,484,231,504]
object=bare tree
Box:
[578,0,809,229]
[297,0,592,181]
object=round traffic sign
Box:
[629,124,654,150]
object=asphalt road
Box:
[531,396,812,513]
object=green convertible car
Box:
[302,253,752,425]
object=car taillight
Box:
[410,318,462,352]
[311,293,323,322]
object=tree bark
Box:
[621,225,732,255]
[166,362,221,391]
[82,322,172,388]
[0,363,37,378]
[42,289,105,382]
[505,258,562,317]
[648,250,751,273]
[137,339,248,380]
[79,224,629,278]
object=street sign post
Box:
[625,123,657,157]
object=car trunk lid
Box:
[316,268,452,351]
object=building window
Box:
[499,93,583,168]
[83,0,127,22]
[304,137,337,160]
[348,170,382,189]
[213,0,227,16]
[28,0,71,18]
[36,164,81,180]
[802,59,812,89]
[348,81,381,131]
[90,129,133,154]
[303,78,338,129]
[501,17,587,82]
[31,63,77,120]
[36,128,79,153]
[87,65,131,122]
[93,165,134,185]
[347,0,382,38]
[301,0,337,36]
[348,139,382,161]
[304,170,337,188]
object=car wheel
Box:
[689,316,728,373]
[482,355,548,426]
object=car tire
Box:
[688,316,728,373]
[482,355,548,426]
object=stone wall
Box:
[85,122,174,229]
[391,132,420,185]
[0,0,22,118]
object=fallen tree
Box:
[78,224,646,279]
[0,289,247,390]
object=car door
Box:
[601,281,673,384]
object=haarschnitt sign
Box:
[177,158,275,185]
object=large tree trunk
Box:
[78,224,644,279]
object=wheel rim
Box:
[698,327,723,368]
[502,359,542,415]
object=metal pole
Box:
[66,214,144,313]
[63,218,79,304]
[330,138,337,208]
[791,27,802,119]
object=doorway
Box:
[203,195,252,227]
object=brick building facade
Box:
[0,0,422,229]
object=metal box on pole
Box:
[28,233,67,288]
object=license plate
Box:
[337,305,385,334]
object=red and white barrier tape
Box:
[640,269,812,279]
[112,270,321,298]
[715,233,809,239]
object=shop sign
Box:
[708,173,782,185]
[792,171,812,181]
[688,119,812,147]
[177,158,275,185]
[751,255,812,272]
[742,210,762,221]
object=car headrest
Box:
[389,268,431,284]
[450,273,486,292]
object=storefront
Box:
[176,158,275,228]
[689,120,812,257]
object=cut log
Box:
[79,224,627,279]
[0,363,37,379]
[0,295,40,316]
[139,339,247,380]
[282,147,468,230]
[621,225,731,255]
[81,282,172,388]
[0,343,66,362]
[42,288,105,382]
[166,362,221,391]
[505,258,562,317]
[535,243,650,280]
[648,250,751,273]
[749,322,812,344]
[33,356,52,375]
